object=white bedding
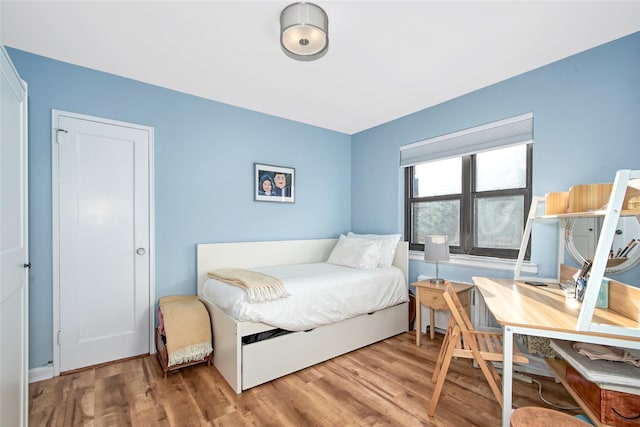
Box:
[201,262,408,331]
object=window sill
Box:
[409,251,538,274]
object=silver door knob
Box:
[136,248,146,255]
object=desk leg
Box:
[502,326,514,427]
[416,297,421,347]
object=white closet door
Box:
[55,112,152,372]
[0,46,29,427]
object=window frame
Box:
[404,143,533,259]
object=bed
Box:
[196,237,409,393]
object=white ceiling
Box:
[2,1,640,135]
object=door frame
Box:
[51,110,155,376]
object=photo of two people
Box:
[254,163,295,203]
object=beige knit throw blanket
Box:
[208,268,290,303]
[158,296,213,367]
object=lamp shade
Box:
[280,2,328,61]
[424,235,450,263]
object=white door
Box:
[0,46,29,427]
[53,111,154,373]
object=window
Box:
[402,114,533,259]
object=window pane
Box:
[413,157,462,197]
[476,145,526,191]
[475,195,524,249]
[412,200,460,245]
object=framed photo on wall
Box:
[254,163,295,203]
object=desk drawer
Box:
[419,288,470,311]
[566,364,640,426]
[418,290,448,311]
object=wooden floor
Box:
[29,332,580,426]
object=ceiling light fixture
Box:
[280,2,328,61]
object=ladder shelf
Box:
[514,169,640,339]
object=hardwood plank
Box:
[125,358,171,426]
[94,374,133,426]
[181,364,236,423]
[271,373,347,426]
[29,332,581,426]
[34,369,96,427]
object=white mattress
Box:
[201,262,408,331]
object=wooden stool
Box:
[510,407,591,427]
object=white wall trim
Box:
[29,366,53,384]
[410,251,538,274]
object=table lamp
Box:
[424,235,450,284]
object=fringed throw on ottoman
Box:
[156,295,213,376]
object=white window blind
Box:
[400,112,533,167]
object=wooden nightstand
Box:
[413,280,474,346]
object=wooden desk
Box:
[413,280,474,346]
[473,276,640,427]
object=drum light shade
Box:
[280,2,328,61]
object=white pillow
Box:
[327,234,383,269]
[347,232,401,268]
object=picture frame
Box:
[254,163,295,203]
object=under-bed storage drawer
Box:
[241,302,408,390]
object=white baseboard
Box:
[29,365,53,383]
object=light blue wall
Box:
[351,31,640,286]
[7,48,352,369]
[8,31,640,370]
